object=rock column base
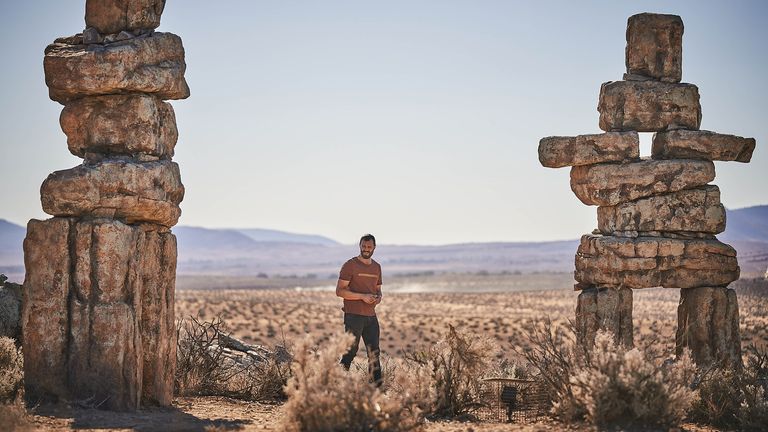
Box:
[22,217,176,410]
[575,286,634,348]
[676,287,742,368]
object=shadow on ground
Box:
[30,399,251,431]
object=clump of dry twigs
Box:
[175,316,292,401]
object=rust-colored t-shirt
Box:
[339,257,382,316]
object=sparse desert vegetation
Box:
[7,275,768,430]
[175,276,768,362]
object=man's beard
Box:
[360,250,373,259]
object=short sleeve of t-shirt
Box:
[339,261,353,281]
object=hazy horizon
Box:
[1,1,766,245]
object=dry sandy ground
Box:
[175,285,768,360]
[17,397,718,432]
[7,284,766,431]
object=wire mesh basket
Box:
[477,378,548,423]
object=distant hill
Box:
[1,204,767,279]
[0,219,25,267]
[175,226,264,251]
[236,228,339,246]
[720,205,768,243]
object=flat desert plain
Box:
[20,275,768,431]
[175,276,768,360]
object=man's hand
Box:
[362,294,378,304]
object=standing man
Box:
[336,233,383,386]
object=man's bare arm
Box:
[374,284,382,305]
[336,279,377,303]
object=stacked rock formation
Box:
[22,0,188,410]
[538,13,755,368]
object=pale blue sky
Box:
[1,1,766,245]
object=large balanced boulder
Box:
[676,287,741,368]
[538,132,639,168]
[41,159,184,227]
[625,13,683,83]
[598,80,701,132]
[60,94,177,158]
[23,217,177,409]
[570,158,714,206]
[597,185,725,237]
[86,0,166,34]
[652,129,756,162]
[44,32,189,103]
[574,234,739,289]
[576,286,633,348]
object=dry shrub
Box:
[689,345,768,431]
[0,275,23,340]
[0,336,23,403]
[0,336,31,431]
[401,324,496,419]
[570,332,697,428]
[521,320,697,429]
[516,319,585,420]
[175,316,291,401]
[281,332,423,432]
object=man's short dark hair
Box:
[360,234,376,246]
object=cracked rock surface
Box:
[597,185,725,237]
[23,218,177,410]
[575,234,739,289]
[570,158,714,206]
[41,159,183,227]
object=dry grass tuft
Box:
[521,321,697,429]
[402,324,496,419]
[281,332,423,432]
[688,344,768,430]
[0,336,31,431]
[0,336,23,403]
[570,332,697,428]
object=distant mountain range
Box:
[2,205,767,281]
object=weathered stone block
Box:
[676,287,742,368]
[138,229,177,405]
[538,132,639,168]
[598,80,701,132]
[23,218,177,409]
[625,13,683,83]
[575,234,739,289]
[60,94,177,158]
[576,286,633,348]
[69,301,142,410]
[597,185,725,237]
[44,32,189,103]
[652,129,756,162]
[41,159,184,227]
[86,0,166,34]
[570,158,714,206]
[22,218,72,402]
